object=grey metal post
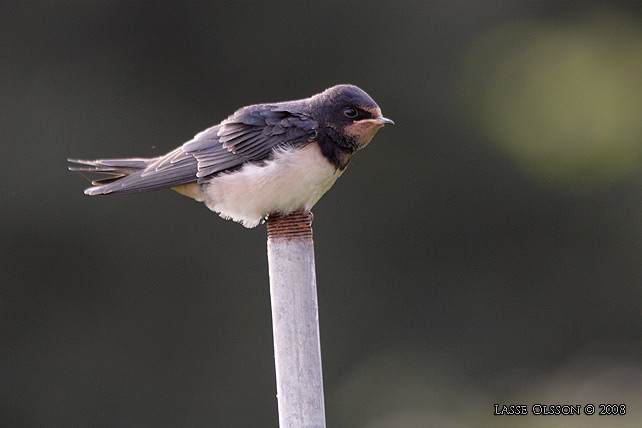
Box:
[266,211,326,428]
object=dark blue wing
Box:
[69,103,318,195]
[183,104,318,182]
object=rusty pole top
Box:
[266,211,314,243]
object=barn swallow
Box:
[68,84,393,228]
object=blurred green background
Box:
[2,1,641,427]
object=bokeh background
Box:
[2,1,641,427]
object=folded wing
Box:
[68,103,318,195]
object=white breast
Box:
[201,142,343,228]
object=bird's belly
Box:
[202,142,343,228]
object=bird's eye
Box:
[343,106,358,118]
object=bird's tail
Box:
[67,158,151,195]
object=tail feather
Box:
[67,158,154,195]
[67,158,149,174]
[68,151,199,195]
[68,158,153,194]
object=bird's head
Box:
[310,84,394,152]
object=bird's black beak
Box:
[376,116,395,125]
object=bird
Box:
[68,84,393,228]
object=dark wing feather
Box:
[182,103,317,183]
[70,103,317,195]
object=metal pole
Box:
[266,211,326,428]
